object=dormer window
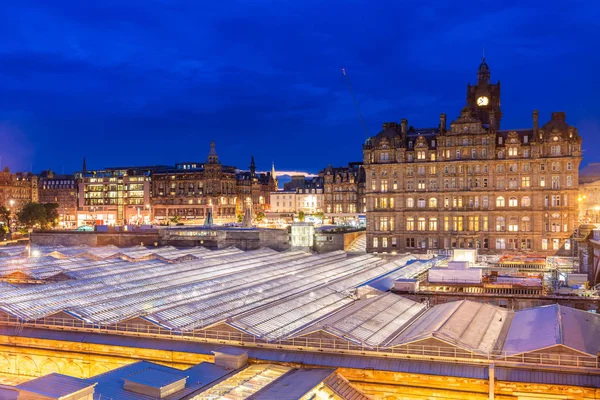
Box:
[523,136,528,144]
[498,137,503,145]
[408,141,413,149]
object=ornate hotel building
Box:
[151,142,275,224]
[363,59,582,255]
[321,162,366,224]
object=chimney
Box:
[533,110,539,132]
[400,118,408,135]
[551,112,566,121]
[440,113,447,131]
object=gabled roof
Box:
[389,300,510,354]
[503,304,600,357]
[294,293,426,348]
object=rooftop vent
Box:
[212,347,249,369]
[123,367,188,398]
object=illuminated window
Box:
[521,196,531,207]
[496,196,505,207]
[406,217,415,231]
[508,147,518,156]
[417,151,426,160]
[373,237,378,248]
[417,198,426,208]
[429,197,437,208]
[406,198,414,208]
[496,216,505,231]
[417,217,426,231]
[429,218,438,231]
[508,217,519,232]
[509,197,518,207]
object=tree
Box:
[313,211,325,223]
[298,211,305,222]
[43,203,60,228]
[254,211,265,223]
[236,212,244,223]
[18,202,47,229]
[0,206,10,228]
[170,215,181,225]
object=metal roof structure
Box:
[503,304,600,357]
[15,373,95,398]
[292,292,426,347]
[246,368,335,400]
[390,300,511,354]
[1,246,600,372]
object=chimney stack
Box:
[533,110,539,132]
[400,118,408,135]
[440,113,447,132]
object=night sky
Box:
[1,0,599,176]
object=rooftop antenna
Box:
[341,68,369,139]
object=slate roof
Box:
[16,373,95,398]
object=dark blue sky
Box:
[1,0,599,175]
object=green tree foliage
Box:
[298,211,305,222]
[18,202,47,228]
[0,206,10,227]
[255,211,265,223]
[313,211,325,222]
[43,203,60,227]
[236,212,244,223]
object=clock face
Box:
[477,96,489,106]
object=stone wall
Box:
[1,334,598,399]
[31,231,160,247]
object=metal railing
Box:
[0,315,597,371]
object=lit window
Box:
[509,197,518,207]
[496,196,505,207]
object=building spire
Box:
[271,162,278,189]
[250,156,256,176]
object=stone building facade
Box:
[151,142,275,224]
[38,170,78,228]
[0,167,38,211]
[321,162,366,224]
[363,59,582,255]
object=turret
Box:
[207,141,219,164]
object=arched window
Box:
[521,216,531,232]
[417,198,426,208]
[521,196,531,207]
[496,196,505,207]
[496,216,505,231]
[509,197,518,207]
[406,217,415,231]
[417,217,426,231]
[508,217,519,231]
[406,198,414,208]
[429,197,437,208]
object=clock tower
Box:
[466,57,501,129]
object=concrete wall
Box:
[313,230,364,253]
[31,229,290,251]
[31,232,161,247]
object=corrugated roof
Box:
[390,300,510,354]
[504,304,600,356]
[16,373,94,398]
[495,367,600,388]
[124,367,188,389]
[294,293,426,347]
[247,368,335,400]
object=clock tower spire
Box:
[466,55,501,129]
